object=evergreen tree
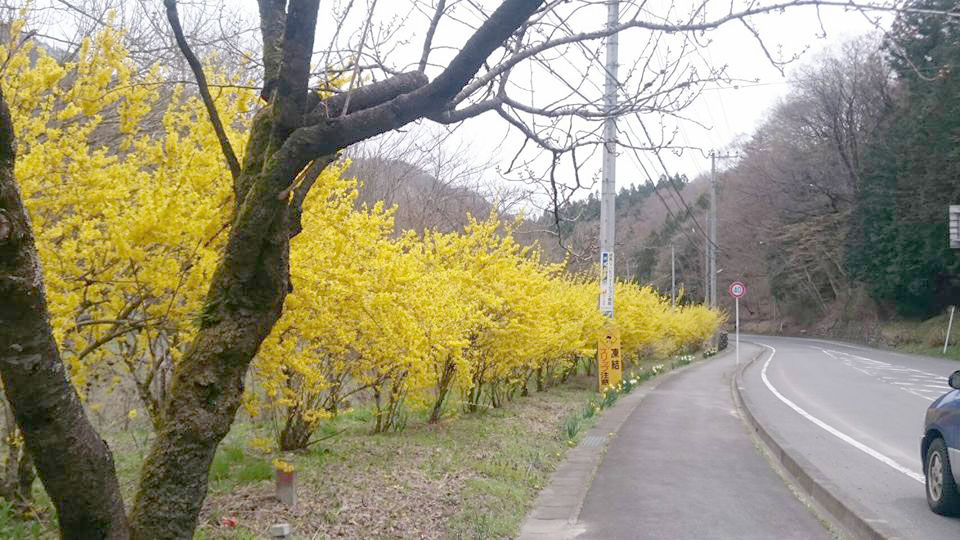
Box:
[849,0,960,316]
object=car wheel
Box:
[926,437,960,516]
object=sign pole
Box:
[945,305,956,355]
[946,207,958,355]
[728,281,746,365]
[735,296,740,365]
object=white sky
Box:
[449,3,891,195]
[327,0,894,206]
[631,5,890,182]
[186,1,893,202]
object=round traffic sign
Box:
[728,281,746,299]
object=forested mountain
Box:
[848,0,960,317]
[721,0,960,335]
[556,0,960,337]
[535,175,711,302]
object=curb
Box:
[733,342,904,540]
[517,351,731,540]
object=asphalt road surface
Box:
[740,335,960,538]
[576,349,831,539]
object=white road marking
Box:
[819,348,950,401]
[759,343,925,484]
[804,339,874,352]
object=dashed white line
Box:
[819,348,949,400]
[759,343,925,484]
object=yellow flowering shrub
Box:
[5,23,256,427]
[254,198,722,449]
[2,21,722,451]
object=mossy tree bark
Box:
[0,86,129,539]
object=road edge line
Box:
[733,342,904,540]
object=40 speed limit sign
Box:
[728,281,746,299]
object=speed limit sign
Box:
[728,281,746,299]
[728,281,746,365]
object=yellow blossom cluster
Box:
[2,23,721,449]
[254,173,723,447]
[5,23,255,427]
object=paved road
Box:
[740,335,960,538]
[576,348,831,539]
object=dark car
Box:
[922,370,960,515]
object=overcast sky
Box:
[35,0,893,205]
[206,1,895,204]
[334,1,894,205]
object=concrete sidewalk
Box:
[518,347,832,540]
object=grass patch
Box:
[880,314,960,362]
[896,343,960,362]
[13,352,703,539]
[205,432,274,494]
[563,413,584,440]
[0,500,44,539]
[188,376,600,539]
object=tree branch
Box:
[288,153,339,238]
[304,71,429,124]
[430,98,502,124]
[452,0,958,107]
[163,0,242,182]
[277,0,544,174]
[258,0,287,100]
[418,0,447,72]
[272,0,321,136]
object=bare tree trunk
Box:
[1,399,34,512]
[0,88,129,538]
[129,160,292,537]
[429,358,456,423]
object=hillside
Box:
[536,176,711,302]
[345,156,492,234]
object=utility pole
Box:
[709,151,737,311]
[710,152,717,312]
[703,217,709,305]
[596,0,622,394]
[598,0,618,319]
[671,244,676,306]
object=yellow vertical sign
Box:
[597,326,622,392]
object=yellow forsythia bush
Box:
[252,171,724,448]
[4,23,722,449]
[5,22,256,427]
